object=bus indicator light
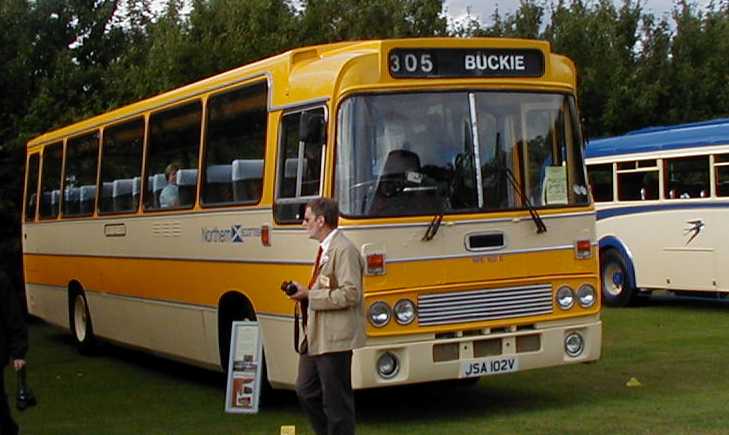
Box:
[366,253,385,275]
[575,240,592,259]
[261,225,271,247]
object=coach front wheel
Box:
[601,250,636,307]
[70,291,96,354]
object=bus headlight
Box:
[556,286,575,310]
[564,332,585,357]
[577,284,596,308]
[377,352,400,379]
[393,299,416,325]
[368,301,391,327]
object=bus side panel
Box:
[24,283,68,329]
[597,204,718,291]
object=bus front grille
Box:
[418,284,553,326]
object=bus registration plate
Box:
[460,356,519,378]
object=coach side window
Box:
[714,154,729,197]
[99,118,145,213]
[664,156,709,200]
[617,160,658,201]
[39,142,63,219]
[275,107,326,223]
[203,82,267,206]
[24,154,40,221]
[145,101,202,210]
[587,163,613,202]
[64,132,100,217]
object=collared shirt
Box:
[319,228,339,258]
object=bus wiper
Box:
[503,167,547,234]
[422,212,443,241]
[422,185,446,241]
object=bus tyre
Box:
[70,291,96,354]
[601,250,635,307]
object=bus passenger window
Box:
[275,107,326,223]
[664,156,709,200]
[145,101,202,211]
[586,164,613,202]
[99,118,144,214]
[203,82,267,206]
[64,132,99,217]
[618,170,658,201]
[24,154,40,222]
[39,142,63,219]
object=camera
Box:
[280,281,298,296]
[16,367,37,411]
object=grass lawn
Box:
[8,295,729,434]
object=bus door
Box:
[661,156,715,291]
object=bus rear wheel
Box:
[70,291,96,354]
[601,250,635,307]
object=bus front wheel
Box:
[70,291,96,354]
[601,250,635,307]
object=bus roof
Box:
[27,37,573,149]
[586,118,729,159]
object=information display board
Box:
[225,321,263,414]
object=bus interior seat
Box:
[79,185,96,215]
[63,187,80,215]
[132,177,142,208]
[101,182,114,212]
[151,173,167,208]
[371,149,423,215]
[41,190,60,217]
[232,159,263,202]
[112,178,134,212]
[176,168,198,206]
[205,164,233,203]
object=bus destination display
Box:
[388,48,544,78]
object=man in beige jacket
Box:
[289,198,366,435]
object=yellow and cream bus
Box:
[23,38,601,390]
[587,118,729,306]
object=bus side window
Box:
[664,156,709,200]
[203,81,267,206]
[275,107,326,223]
[24,153,40,222]
[586,163,613,202]
[99,118,144,214]
[64,132,99,217]
[39,142,63,219]
[145,101,202,211]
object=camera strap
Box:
[294,300,308,354]
[294,247,323,355]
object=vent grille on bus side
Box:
[417,284,553,326]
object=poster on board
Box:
[225,321,263,414]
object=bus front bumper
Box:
[351,315,601,389]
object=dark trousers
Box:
[0,370,18,435]
[296,351,355,435]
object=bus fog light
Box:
[368,301,391,327]
[577,284,596,308]
[393,299,416,325]
[564,332,584,357]
[377,352,400,379]
[556,286,575,310]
